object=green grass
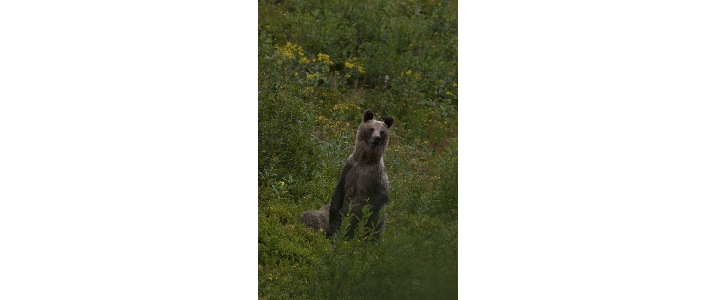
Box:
[259,0,457,298]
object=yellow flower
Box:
[276,42,306,61]
[344,61,355,69]
[446,91,453,95]
[405,70,412,76]
[299,57,309,64]
[317,53,333,64]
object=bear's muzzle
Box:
[370,136,381,147]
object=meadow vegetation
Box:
[258,0,458,298]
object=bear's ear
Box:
[363,110,374,122]
[384,116,394,128]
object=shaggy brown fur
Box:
[299,204,330,232]
[300,110,394,240]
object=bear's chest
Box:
[344,164,387,198]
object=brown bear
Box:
[300,109,394,240]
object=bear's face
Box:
[360,120,390,149]
[355,110,394,154]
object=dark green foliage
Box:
[312,205,458,299]
[259,0,457,298]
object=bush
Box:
[313,205,458,299]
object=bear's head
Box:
[353,110,394,162]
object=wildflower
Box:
[446,91,453,95]
[299,57,309,64]
[344,61,355,69]
[276,42,304,62]
[317,53,333,64]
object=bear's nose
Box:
[372,136,381,142]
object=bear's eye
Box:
[369,128,374,132]
[381,131,385,135]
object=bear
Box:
[300,109,394,240]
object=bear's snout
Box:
[370,136,381,147]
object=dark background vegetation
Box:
[259,0,458,298]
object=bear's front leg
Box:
[328,185,344,236]
[328,160,352,236]
[328,209,341,235]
